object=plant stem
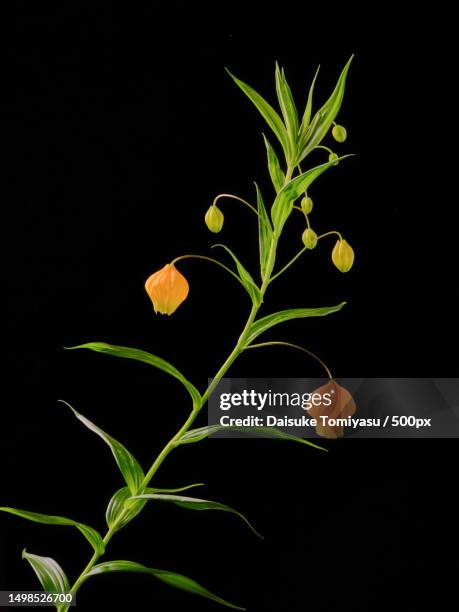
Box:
[245,341,333,379]
[318,230,343,241]
[139,406,201,488]
[212,193,259,216]
[315,144,334,154]
[172,254,245,287]
[269,246,307,283]
[64,167,293,609]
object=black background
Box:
[2,4,458,611]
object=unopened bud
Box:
[332,238,354,273]
[332,124,347,143]
[302,228,318,250]
[328,152,339,166]
[205,205,224,233]
[301,196,313,215]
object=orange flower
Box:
[308,380,356,439]
[145,263,189,315]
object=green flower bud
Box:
[302,228,318,250]
[205,205,224,233]
[332,238,354,272]
[329,152,339,166]
[332,124,347,143]
[301,196,313,215]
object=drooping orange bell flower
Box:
[145,263,189,315]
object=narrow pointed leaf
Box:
[299,65,320,137]
[178,424,325,451]
[22,549,70,594]
[147,483,205,494]
[67,343,201,407]
[130,493,262,538]
[226,68,290,162]
[298,56,353,163]
[178,425,223,444]
[213,244,262,305]
[262,135,285,193]
[275,63,298,152]
[106,487,147,529]
[271,155,353,233]
[76,524,105,555]
[1,507,104,555]
[255,183,274,280]
[85,560,245,610]
[246,303,346,344]
[236,426,326,449]
[60,400,144,495]
[106,484,205,530]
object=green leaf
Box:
[179,424,325,451]
[106,487,147,530]
[299,65,320,136]
[213,244,262,305]
[271,155,353,234]
[130,493,262,539]
[226,68,290,163]
[67,343,202,408]
[275,63,299,153]
[262,134,285,193]
[60,400,144,495]
[246,303,346,345]
[235,426,326,450]
[298,55,353,163]
[147,483,205,494]
[22,549,70,594]
[254,183,274,281]
[106,484,205,530]
[85,560,245,610]
[178,425,223,444]
[1,507,104,555]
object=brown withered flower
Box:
[308,380,356,439]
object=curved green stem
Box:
[201,169,294,399]
[68,521,118,596]
[245,341,333,379]
[172,254,246,288]
[213,193,259,216]
[140,406,201,487]
[269,227,343,286]
[64,165,292,608]
[269,246,307,283]
[315,144,334,154]
[292,207,311,228]
[63,241,276,609]
[318,230,343,241]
